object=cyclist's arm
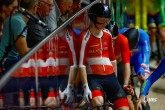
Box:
[140,58,165,96]
[120,34,131,85]
[67,29,78,84]
[123,63,131,85]
[139,29,150,75]
[78,31,88,84]
[108,33,117,75]
[79,67,88,84]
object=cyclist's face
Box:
[96,17,110,29]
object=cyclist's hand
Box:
[59,89,66,104]
[83,83,92,102]
[64,84,74,104]
[137,67,146,82]
[137,67,145,76]
[123,85,134,96]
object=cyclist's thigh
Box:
[102,74,126,102]
[87,75,104,105]
[102,74,129,109]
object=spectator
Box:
[147,0,165,59]
[45,0,73,32]
[0,0,38,72]
[70,0,89,35]
[0,0,18,20]
[27,0,53,48]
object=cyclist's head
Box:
[123,28,139,50]
[107,21,118,39]
[88,3,111,25]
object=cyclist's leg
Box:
[117,62,135,110]
[103,73,129,110]
[87,75,104,108]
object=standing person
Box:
[107,21,134,110]
[27,0,53,48]
[119,27,151,110]
[78,3,129,110]
[45,0,73,32]
[123,0,135,28]
[0,0,18,41]
[147,0,165,59]
[0,0,18,20]
[0,0,18,106]
[0,0,38,72]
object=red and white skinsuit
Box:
[113,33,130,64]
[79,29,116,75]
[57,28,78,75]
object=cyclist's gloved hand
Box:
[59,88,66,104]
[137,67,145,76]
[123,84,134,96]
[64,84,74,104]
[83,83,92,103]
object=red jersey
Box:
[113,33,130,64]
[79,29,116,75]
[57,28,78,75]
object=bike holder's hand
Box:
[135,95,146,110]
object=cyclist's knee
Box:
[127,95,135,110]
[114,98,129,110]
[117,106,129,110]
[92,96,104,107]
